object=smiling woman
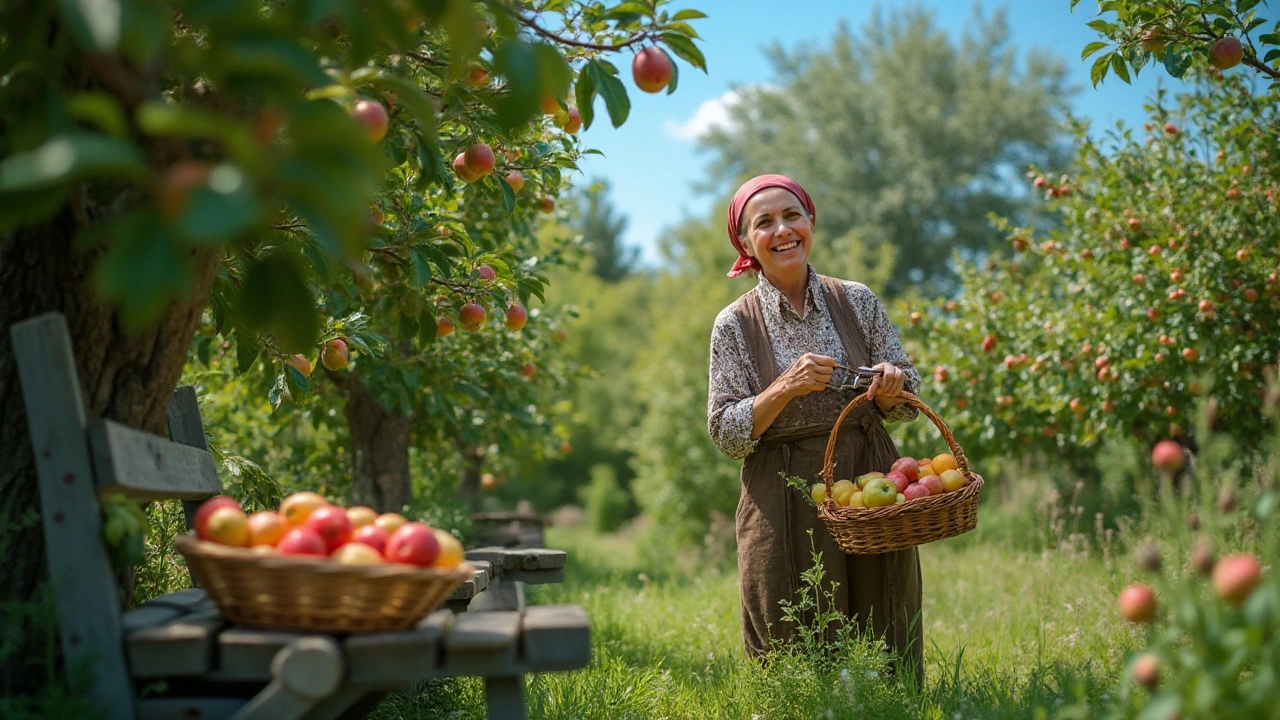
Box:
[707,173,923,677]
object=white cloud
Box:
[663,89,744,141]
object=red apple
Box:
[351,99,389,142]
[981,335,996,353]
[563,107,582,134]
[194,496,242,539]
[934,366,949,383]
[889,457,919,484]
[477,264,497,281]
[321,338,349,371]
[1209,36,1244,70]
[287,354,311,376]
[1213,553,1262,606]
[466,64,489,86]
[504,170,525,193]
[436,316,456,337]
[1244,288,1258,303]
[277,528,327,557]
[303,505,353,552]
[539,96,560,115]
[1182,347,1199,362]
[1118,584,1158,623]
[459,302,487,331]
[463,143,495,178]
[385,522,441,567]
[1164,123,1177,135]
[1132,653,1160,689]
[538,197,555,213]
[884,470,910,495]
[631,46,673,93]
[902,484,930,502]
[453,153,481,183]
[520,361,537,379]
[350,524,390,555]
[504,304,528,331]
[919,475,943,496]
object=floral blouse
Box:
[707,265,920,460]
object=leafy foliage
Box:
[896,75,1280,465]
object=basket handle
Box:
[820,391,970,493]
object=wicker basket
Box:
[175,534,473,633]
[817,391,983,554]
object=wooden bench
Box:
[13,312,590,720]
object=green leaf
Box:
[668,21,700,39]
[575,68,597,130]
[0,132,147,192]
[587,61,631,128]
[1090,53,1112,87]
[416,308,437,348]
[606,2,654,19]
[178,166,263,244]
[1110,53,1131,83]
[58,0,122,52]
[411,247,433,286]
[268,374,285,411]
[222,37,330,87]
[65,92,128,138]
[136,102,228,140]
[665,50,680,94]
[90,210,192,333]
[1163,47,1192,77]
[237,254,321,353]
[497,171,516,213]
[236,334,262,374]
[660,32,707,72]
[284,365,312,398]
[1081,41,1109,60]
[671,9,708,20]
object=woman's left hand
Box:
[865,362,906,410]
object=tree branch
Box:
[502,6,653,50]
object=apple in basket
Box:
[884,471,911,495]
[855,471,885,489]
[304,505,353,552]
[902,483,930,502]
[194,495,241,538]
[385,523,440,567]
[919,474,944,496]
[332,542,384,565]
[889,457,919,483]
[350,524,390,555]
[277,528,327,557]
[861,478,898,508]
[939,469,968,493]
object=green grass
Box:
[380,497,1146,720]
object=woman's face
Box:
[739,187,812,280]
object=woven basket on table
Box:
[817,391,984,555]
[175,534,473,633]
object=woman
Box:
[707,174,923,678]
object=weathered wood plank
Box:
[449,562,491,601]
[167,385,219,552]
[127,609,222,678]
[504,567,566,585]
[483,676,528,720]
[344,609,452,686]
[138,698,244,720]
[87,418,221,501]
[121,603,185,634]
[465,547,566,572]
[231,637,344,720]
[212,628,301,682]
[521,604,591,672]
[146,586,214,613]
[467,580,524,613]
[442,611,521,676]
[11,313,136,720]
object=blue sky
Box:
[570,0,1166,266]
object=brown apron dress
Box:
[732,275,923,680]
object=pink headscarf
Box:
[725,174,817,278]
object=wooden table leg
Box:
[483,675,527,720]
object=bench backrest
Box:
[11,312,223,720]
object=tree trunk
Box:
[343,377,412,513]
[0,206,220,690]
[456,440,484,509]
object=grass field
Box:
[375,491,1149,720]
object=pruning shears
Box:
[829,364,882,392]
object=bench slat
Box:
[466,547,566,572]
[520,604,591,672]
[344,610,452,686]
[127,609,222,678]
[443,610,521,676]
[504,567,566,585]
[88,419,222,501]
[210,628,303,682]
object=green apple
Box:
[861,478,898,508]
[856,471,886,489]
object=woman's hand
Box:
[778,353,837,399]
[865,362,907,411]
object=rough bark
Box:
[342,377,413,513]
[0,205,220,691]
[456,440,484,509]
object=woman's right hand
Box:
[777,353,837,399]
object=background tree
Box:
[700,6,1074,295]
[0,0,706,690]
[578,179,638,281]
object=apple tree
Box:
[1074,0,1280,88]
[896,73,1280,468]
[0,0,705,689]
